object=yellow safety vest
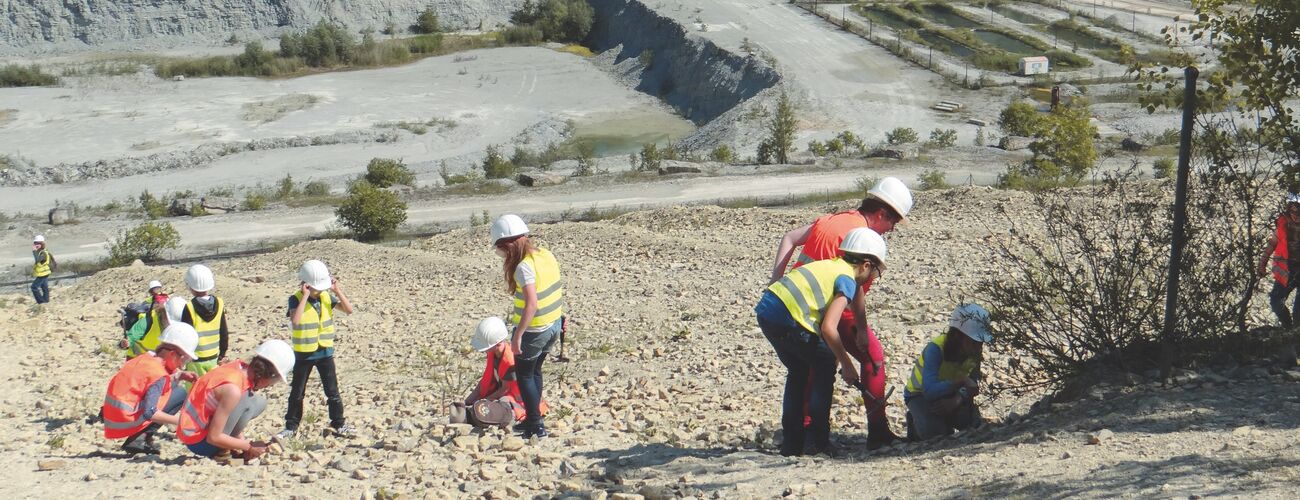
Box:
[905,334,979,397]
[33,250,52,278]
[767,258,855,334]
[291,291,335,353]
[185,297,224,361]
[510,248,564,329]
[127,309,165,358]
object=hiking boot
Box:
[808,442,840,458]
[332,424,357,438]
[273,429,295,442]
[122,439,160,455]
[866,422,903,451]
[779,440,804,457]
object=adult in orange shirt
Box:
[768,177,913,450]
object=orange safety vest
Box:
[793,210,877,303]
[102,354,171,439]
[475,349,545,421]
[176,361,251,445]
[1273,215,1292,287]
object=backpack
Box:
[119,302,151,333]
[48,252,57,272]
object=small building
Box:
[1019,56,1050,76]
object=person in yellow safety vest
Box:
[755,228,888,457]
[102,323,199,455]
[1258,194,1300,327]
[904,304,992,442]
[276,259,356,441]
[179,264,230,378]
[31,235,53,304]
[492,214,564,439]
[124,297,189,359]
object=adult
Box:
[1258,194,1300,327]
[768,177,913,449]
[903,304,991,442]
[177,339,294,461]
[492,214,564,439]
[102,323,199,454]
[180,264,230,377]
[756,228,888,456]
[31,235,53,304]
[277,259,356,440]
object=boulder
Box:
[517,171,567,187]
[201,196,239,211]
[998,136,1034,151]
[1121,137,1148,152]
[169,197,203,216]
[658,166,703,175]
[48,207,72,225]
[868,145,918,160]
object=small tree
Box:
[243,192,268,211]
[108,222,181,266]
[138,190,168,219]
[482,145,515,179]
[335,182,408,241]
[414,8,440,34]
[918,169,950,190]
[886,127,919,145]
[710,145,734,163]
[764,90,796,164]
[807,140,828,157]
[277,174,297,199]
[302,181,331,197]
[998,101,1043,137]
[1153,158,1175,179]
[365,158,416,187]
[574,142,596,176]
[639,143,662,171]
[974,127,987,146]
[928,128,958,148]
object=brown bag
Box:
[471,399,515,428]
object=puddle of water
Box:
[571,110,696,157]
[1045,24,1115,50]
[918,30,975,58]
[861,7,920,32]
[919,5,982,29]
[973,30,1043,55]
[992,5,1048,25]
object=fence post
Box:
[1159,67,1200,380]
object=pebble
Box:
[1060,452,1072,459]
[783,483,816,497]
[36,460,65,471]
[499,437,525,452]
[611,494,644,500]
[1087,429,1114,445]
[83,473,97,481]
[301,473,318,484]
[331,457,356,473]
[352,469,370,480]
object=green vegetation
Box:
[364,158,416,188]
[510,0,595,43]
[243,192,268,211]
[0,64,59,87]
[1152,158,1175,180]
[918,169,949,190]
[886,127,919,145]
[108,222,181,266]
[639,143,663,172]
[482,145,515,179]
[999,102,1097,189]
[138,191,169,219]
[413,8,441,34]
[927,128,957,148]
[335,181,408,241]
[303,181,331,197]
[758,90,797,165]
[998,101,1043,137]
[709,145,735,164]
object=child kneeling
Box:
[452,317,547,428]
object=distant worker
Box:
[31,235,54,304]
[102,323,199,455]
[177,339,294,462]
[278,260,356,441]
[124,296,188,360]
[180,264,230,377]
[904,304,991,442]
[768,177,913,450]
[1258,194,1300,327]
[492,214,564,439]
[756,228,888,456]
[147,280,168,305]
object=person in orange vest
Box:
[1258,194,1300,327]
[757,228,888,456]
[453,317,549,427]
[767,176,913,450]
[177,339,294,461]
[102,323,199,455]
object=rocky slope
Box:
[2,0,526,53]
[2,188,1298,498]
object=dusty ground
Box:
[3,187,1298,498]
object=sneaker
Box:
[524,426,550,440]
[122,439,160,455]
[331,424,357,438]
[273,429,295,442]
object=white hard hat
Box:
[298,259,332,291]
[254,339,295,383]
[950,303,993,343]
[184,264,215,293]
[868,177,913,219]
[839,228,888,268]
[1287,193,1300,206]
[490,214,529,244]
[164,296,188,323]
[158,323,199,361]
[33,235,45,243]
[147,280,163,291]
[471,317,510,352]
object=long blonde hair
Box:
[499,235,535,293]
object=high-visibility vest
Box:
[290,291,335,353]
[102,354,171,439]
[184,297,224,361]
[1272,215,1291,287]
[177,361,250,445]
[476,349,527,420]
[32,250,52,278]
[793,211,868,267]
[767,258,855,334]
[510,248,564,329]
[904,334,979,397]
[128,309,165,359]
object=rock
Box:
[997,136,1034,151]
[36,460,65,471]
[599,365,612,377]
[452,436,479,451]
[1120,137,1147,152]
[867,145,918,159]
[48,207,71,225]
[446,423,474,436]
[1285,369,1300,382]
[169,197,203,216]
[352,469,370,480]
[1087,429,1114,445]
[479,466,500,481]
[83,472,97,481]
[1060,452,1072,459]
[1232,426,1253,436]
[500,436,525,452]
[558,460,580,477]
[638,485,675,500]
[301,473,318,483]
[517,171,567,187]
[611,494,644,500]
[395,438,418,452]
[504,485,525,497]
[783,483,816,497]
[201,196,239,211]
[330,457,356,473]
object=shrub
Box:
[885,127,919,145]
[0,64,59,87]
[503,25,544,45]
[405,34,444,55]
[928,128,958,148]
[710,145,734,164]
[413,8,440,34]
[482,145,515,179]
[335,182,407,241]
[243,192,268,211]
[807,140,828,157]
[763,90,797,164]
[639,143,662,172]
[975,127,987,146]
[234,41,275,76]
[999,101,1043,137]
[138,191,168,219]
[108,222,181,266]
[298,21,357,67]
[364,158,416,187]
[574,142,596,176]
[538,0,594,43]
[277,174,297,199]
[1153,158,1176,179]
[918,169,949,190]
[302,181,331,196]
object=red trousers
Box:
[804,313,888,425]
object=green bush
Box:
[277,174,297,199]
[302,181,331,196]
[0,64,59,87]
[918,169,949,190]
[503,25,544,45]
[807,140,828,157]
[512,0,593,43]
[406,34,444,54]
[364,158,416,187]
[998,101,1043,137]
[482,145,515,179]
[710,145,734,163]
[413,8,441,34]
[335,182,408,241]
[138,191,168,219]
[243,192,268,211]
[234,41,275,76]
[639,143,662,172]
[1153,158,1176,179]
[928,128,958,148]
[108,222,181,266]
[885,127,919,145]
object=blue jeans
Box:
[30,276,49,304]
[1269,278,1300,327]
[759,317,836,455]
[516,321,560,429]
[906,394,980,442]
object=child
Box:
[453,317,547,427]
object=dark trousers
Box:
[1269,278,1300,327]
[284,355,345,430]
[30,276,49,304]
[125,387,188,444]
[760,318,836,455]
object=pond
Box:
[991,5,1048,25]
[919,5,983,29]
[1045,24,1115,50]
[571,110,697,157]
[973,29,1043,55]
[918,30,976,58]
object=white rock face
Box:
[2,0,526,51]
